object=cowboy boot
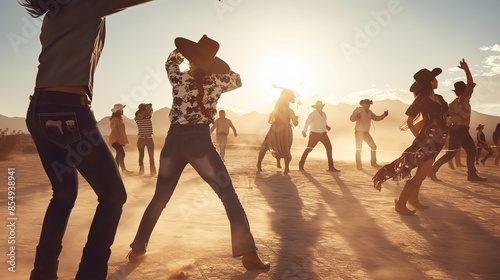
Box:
[408,183,429,209]
[138,165,144,176]
[395,182,417,215]
[150,165,157,177]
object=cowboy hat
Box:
[174,35,230,74]
[312,100,325,109]
[359,99,373,105]
[476,124,484,130]
[111,104,126,113]
[409,68,442,93]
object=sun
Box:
[258,51,316,101]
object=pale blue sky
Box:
[1,0,499,119]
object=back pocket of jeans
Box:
[39,112,81,148]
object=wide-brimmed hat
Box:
[312,100,325,109]
[359,99,373,105]
[409,68,442,93]
[111,104,126,113]
[476,124,484,130]
[174,35,230,74]
[452,81,467,95]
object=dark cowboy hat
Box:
[174,35,230,74]
[409,68,442,93]
[359,99,373,105]
[452,81,468,96]
[476,124,484,130]
[312,100,325,109]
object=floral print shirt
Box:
[165,50,242,125]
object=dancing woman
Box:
[256,88,299,174]
[373,68,450,216]
[129,35,270,270]
[20,0,153,279]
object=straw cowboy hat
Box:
[174,35,230,74]
[359,99,373,105]
[312,100,325,109]
[111,104,126,113]
[409,68,442,93]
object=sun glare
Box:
[258,52,316,102]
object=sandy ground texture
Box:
[0,147,499,280]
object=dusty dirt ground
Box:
[0,146,499,279]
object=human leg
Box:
[299,133,320,170]
[256,131,271,171]
[27,113,79,279]
[363,132,379,167]
[495,146,500,165]
[481,146,494,164]
[145,138,156,176]
[319,133,338,171]
[137,138,146,175]
[129,134,187,257]
[188,134,268,269]
[395,159,433,215]
[354,131,363,169]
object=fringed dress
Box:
[373,95,449,191]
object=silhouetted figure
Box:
[128,35,270,270]
[256,88,299,175]
[428,59,486,181]
[373,67,449,216]
[350,99,388,169]
[298,101,340,172]
[210,110,237,160]
[493,123,500,165]
[135,103,156,176]
[475,124,494,165]
[21,1,152,279]
[109,104,133,175]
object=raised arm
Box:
[459,59,475,101]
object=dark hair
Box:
[192,68,213,121]
[19,0,66,17]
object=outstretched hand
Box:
[458,58,469,71]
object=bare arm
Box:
[407,115,418,138]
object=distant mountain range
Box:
[2,100,499,143]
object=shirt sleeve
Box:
[303,112,313,132]
[213,71,242,94]
[165,50,184,87]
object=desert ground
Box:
[0,138,499,280]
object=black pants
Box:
[26,90,126,280]
[299,132,334,169]
[432,125,477,176]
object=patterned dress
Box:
[373,95,449,191]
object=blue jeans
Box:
[137,137,155,167]
[26,90,127,280]
[130,124,256,257]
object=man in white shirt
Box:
[210,110,237,160]
[299,101,340,172]
[350,99,388,169]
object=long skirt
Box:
[268,123,293,161]
[373,122,448,191]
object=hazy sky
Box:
[1,0,500,120]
